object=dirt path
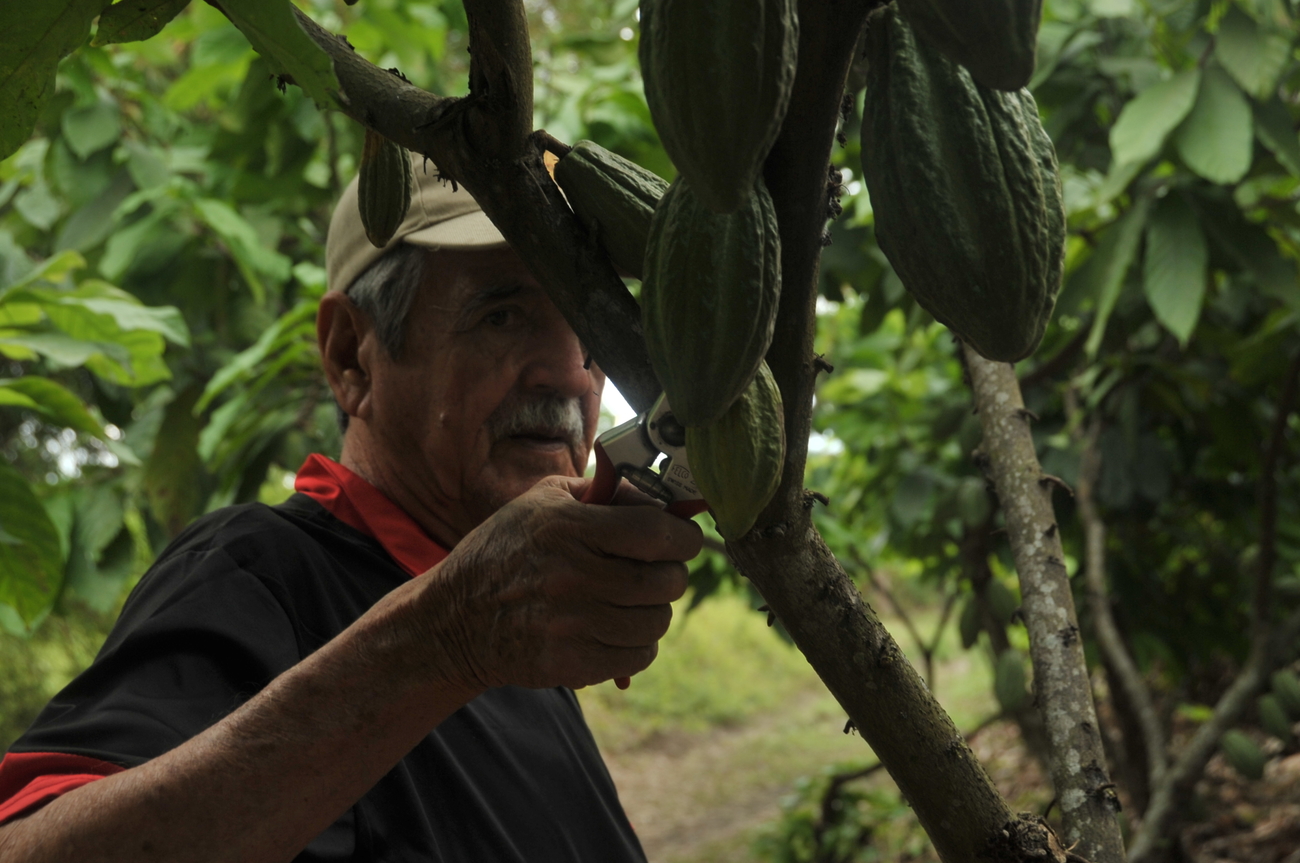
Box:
[601,686,872,863]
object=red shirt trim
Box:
[0,752,124,825]
[293,453,448,577]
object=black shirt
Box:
[5,494,645,862]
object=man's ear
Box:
[318,291,375,422]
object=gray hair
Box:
[335,243,427,432]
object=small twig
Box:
[531,128,572,159]
[1038,474,1074,496]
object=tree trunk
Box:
[962,345,1126,863]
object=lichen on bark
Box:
[962,344,1125,863]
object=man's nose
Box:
[520,317,593,397]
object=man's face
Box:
[360,247,604,529]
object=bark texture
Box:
[962,345,1126,863]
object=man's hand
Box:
[421,476,703,691]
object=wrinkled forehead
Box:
[416,247,550,318]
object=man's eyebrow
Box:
[460,283,526,315]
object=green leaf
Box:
[66,280,190,346]
[1254,97,1300,178]
[2,249,86,295]
[0,0,112,160]
[1143,194,1207,345]
[193,198,293,302]
[61,100,122,159]
[1082,197,1153,357]
[54,169,135,252]
[217,0,340,108]
[0,462,64,624]
[1215,6,1295,99]
[196,298,315,411]
[94,0,193,46]
[1174,67,1253,185]
[143,386,207,537]
[1109,68,1201,168]
[0,332,131,368]
[1192,196,1300,311]
[0,377,104,435]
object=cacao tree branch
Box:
[1127,348,1300,863]
[290,5,659,411]
[962,344,1126,863]
[1068,398,1168,793]
[727,5,1067,863]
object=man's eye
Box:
[485,309,512,327]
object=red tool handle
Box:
[580,441,620,505]
[581,441,708,690]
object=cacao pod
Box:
[896,0,1042,92]
[1220,729,1266,780]
[1259,695,1294,742]
[859,7,1064,363]
[993,649,1028,713]
[358,129,412,248]
[1272,670,1300,718]
[958,597,980,649]
[687,361,785,540]
[639,0,797,213]
[553,140,668,280]
[642,175,781,427]
[986,579,1018,628]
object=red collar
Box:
[294,454,448,577]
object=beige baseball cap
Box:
[326,156,510,294]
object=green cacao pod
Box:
[986,579,1019,628]
[553,140,668,280]
[1259,695,1294,742]
[1272,670,1300,718]
[897,0,1042,92]
[642,175,781,427]
[859,6,1064,363]
[1220,729,1266,780]
[687,361,785,540]
[358,129,412,248]
[639,0,797,213]
[993,649,1028,713]
[958,597,981,649]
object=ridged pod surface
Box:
[553,140,668,280]
[639,0,797,213]
[642,175,781,427]
[860,7,1064,362]
[687,361,785,540]
[358,129,412,248]
[897,0,1042,92]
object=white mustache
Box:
[487,395,585,452]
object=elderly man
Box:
[0,164,702,862]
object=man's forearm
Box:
[0,574,483,863]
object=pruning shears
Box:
[580,392,709,520]
[581,393,707,691]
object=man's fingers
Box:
[570,558,689,607]
[580,504,703,563]
[608,478,666,508]
[584,602,674,648]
